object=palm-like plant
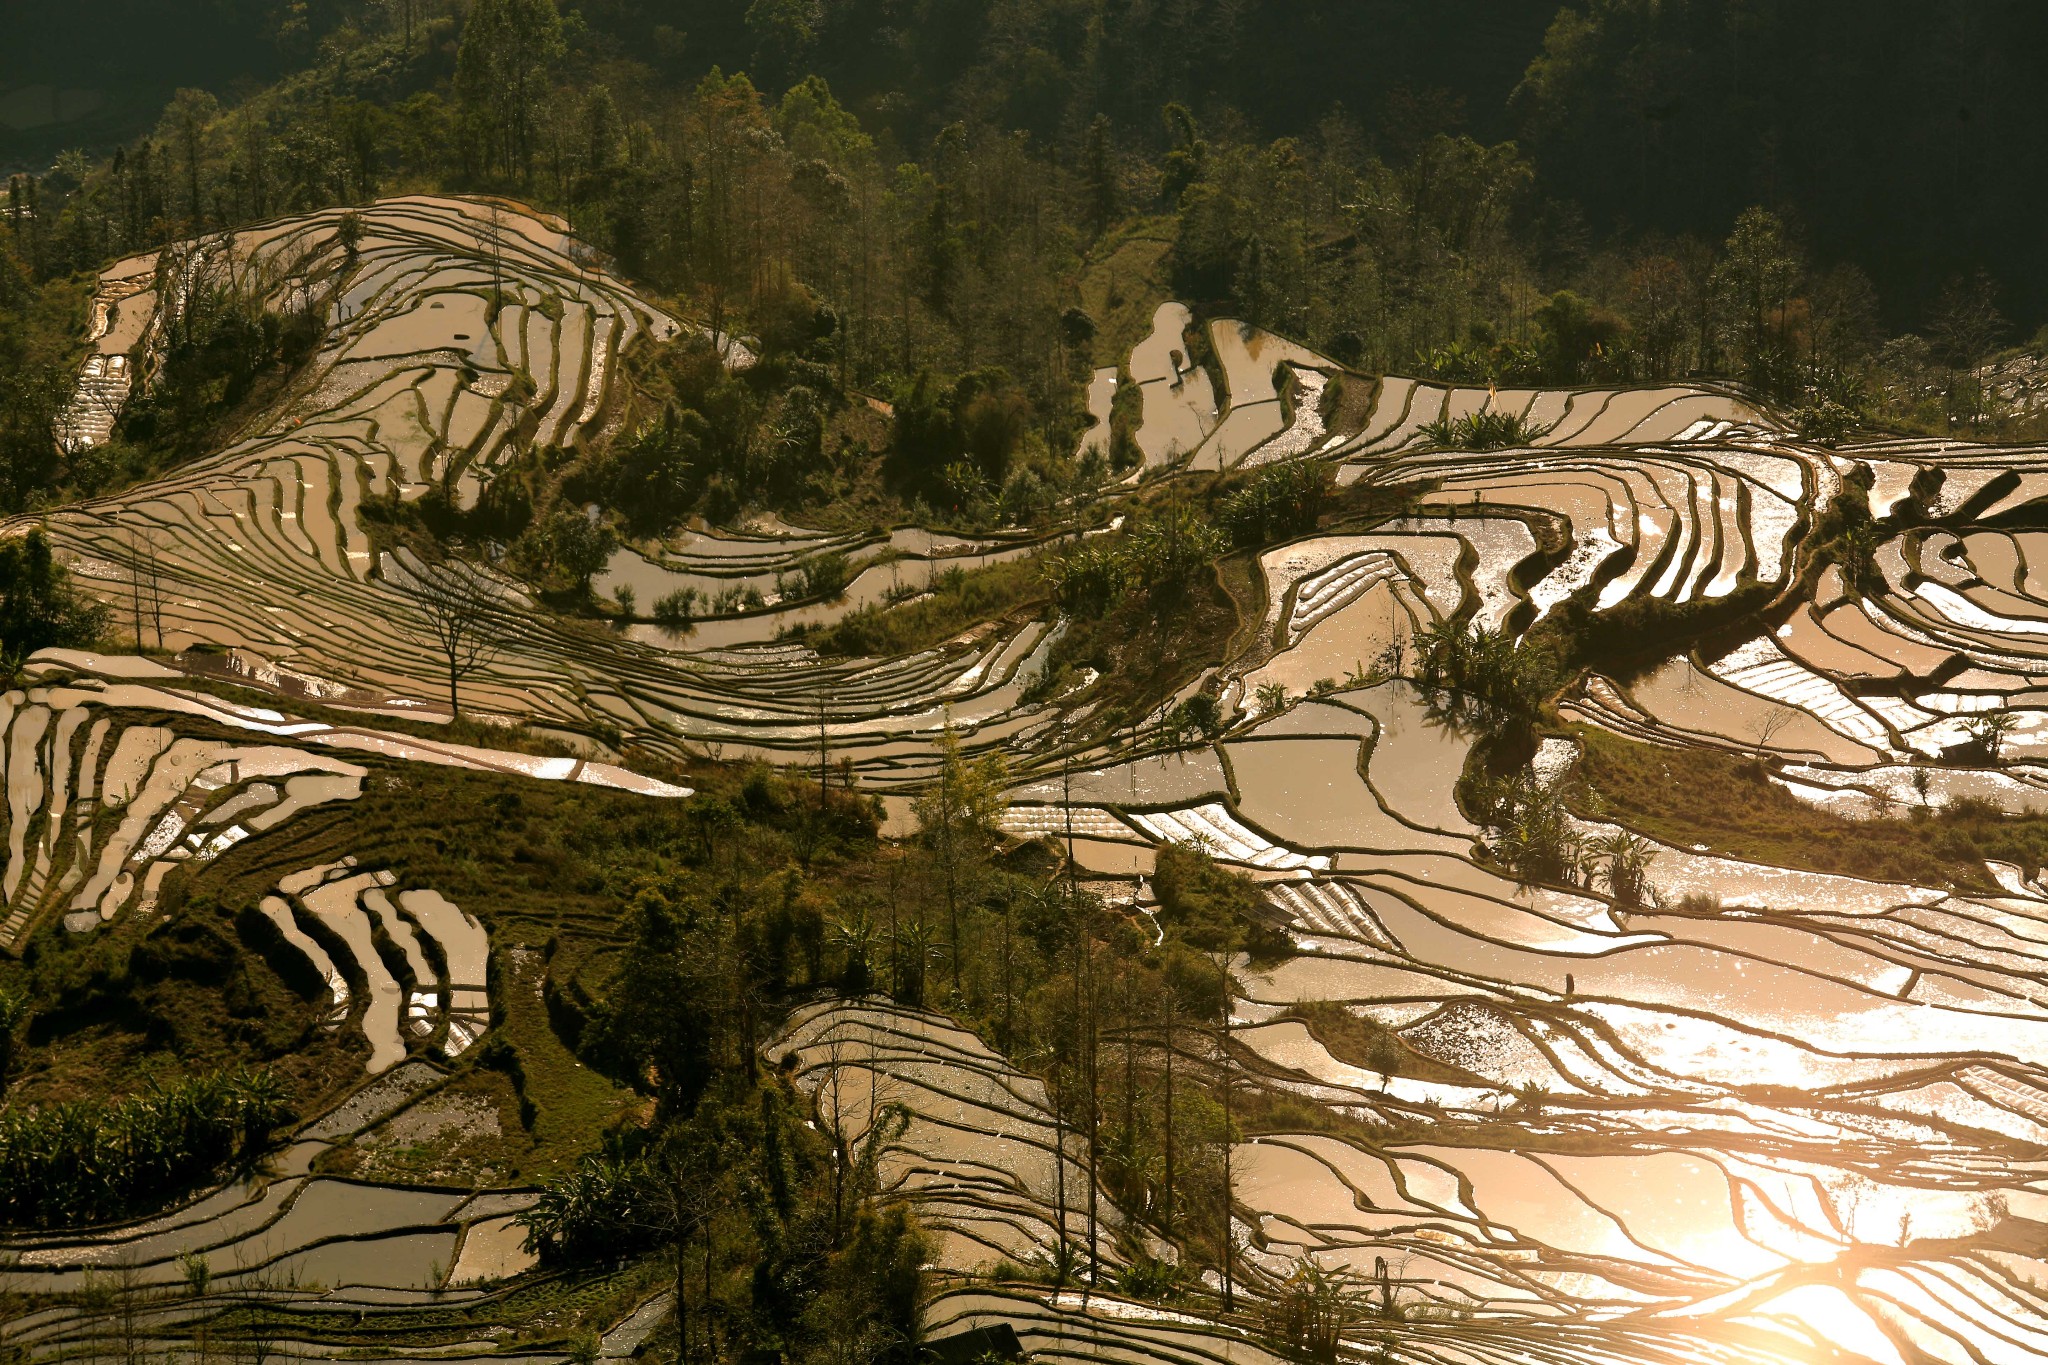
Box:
[0,1065,290,1227]
[1594,831,1659,908]
[888,916,949,1007]
[1266,1258,1371,1364]
[1971,712,2018,763]
[1479,771,1585,889]
[1414,621,1547,735]
[827,904,881,993]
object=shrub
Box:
[0,1066,291,1227]
[1413,620,1551,731]
[1151,844,1292,961]
[1470,770,1584,889]
[797,551,851,599]
[1794,397,1859,446]
[1044,504,1223,617]
[1420,410,1553,451]
[653,587,700,631]
[1217,460,1330,549]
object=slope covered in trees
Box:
[16,7,2048,1365]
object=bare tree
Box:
[1750,702,1798,760]
[129,530,166,652]
[482,201,508,296]
[409,561,504,719]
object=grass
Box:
[489,938,642,1178]
[1075,222,1177,370]
[6,743,888,1190]
[780,400,903,531]
[1282,1002,1488,1088]
[805,555,1050,657]
[1571,724,2048,891]
[1320,372,1380,439]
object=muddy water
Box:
[1226,737,1469,855]
[1627,656,1883,763]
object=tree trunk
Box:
[1162,998,1175,1231]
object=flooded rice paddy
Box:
[35,196,2048,1364]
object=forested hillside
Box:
[6,0,2048,547]
[17,6,2048,1365]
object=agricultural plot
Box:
[45,194,2048,1365]
[0,656,737,1358]
[1005,662,2048,1364]
[35,199,1053,785]
[265,860,490,1072]
[0,649,685,1057]
[915,340,2048,1363]
[0,1058,550,1361]
[778,999,1127,1277]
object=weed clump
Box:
[1420,410,1554,451]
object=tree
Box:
[0,983,28,1095]
[407,560,505,719]
[1594,830,1658,908]
[162,89,219,233]
[455,0,565,182]
[1082,115,1117,237]
[128,530,165,652]
[532,509,617,594]
[1413,620,1548,734]
[810,1204,928,1365]
[609,404,707,534]
[1533,289,1622,383]
[745,0,820,90]
[577,882,730,1118]
[1751,703,1798,759]
[654,587,701,635]
[1711,207,1803,396]
[1365,1031,1402,1090]
[913,719,1008,996]
[1267,1258,1370,1364]
[387,0,428,51]
[335,210,365,261]
[1623,250,1696,380]
[0,529,108,663]
[1929,273,2006,430]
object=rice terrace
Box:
[7,6,2048,1365]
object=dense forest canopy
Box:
[10,0,2048,326]
[2,0,2046,544]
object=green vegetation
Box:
[1414,620,1553,734]
[496,724,1271,1334]
[1420,410,1555,451]
[0,1065,288,1227]
[1151,843,1293,964]
[116,249,322,467]
[1281,1003,1484,1088]
[517,1083,929,1365]
[14,0,2048,1356]
[806,556,1046,657]
[1045,505,1225,618]
[1217,462,1332,550]
[1469,769,1585,889]
[0,528,109,662]
[9,2,2039,561]
[1571,725,2048,891]
[1040,545,1248,736]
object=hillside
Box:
[10,8,2048,1365]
